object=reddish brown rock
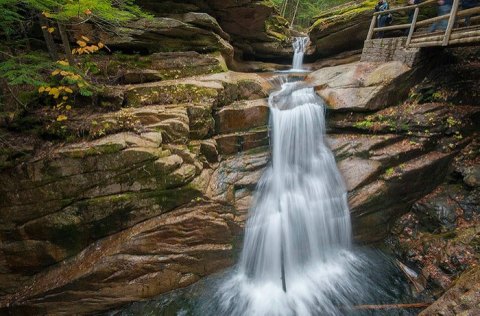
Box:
[1,202,242,315]
[215,129,269,156]
[419,266,480,316]
[215,99,269,134]
[306,61,413,112]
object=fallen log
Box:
[353,302,431,310]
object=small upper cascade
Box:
[292,37,309,70]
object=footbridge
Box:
[365,0,480,48]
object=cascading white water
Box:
[212,39,374,316]
[116,36,416,316]
[241,83,352,284]
[292,37,309,70]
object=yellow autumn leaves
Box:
[37,35,105,123]
[38,86,74,99]
[72,36,105,55]
[38,85,74,122]
[38,60,78,122]
[41,26,55,33]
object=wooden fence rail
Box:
[366,0,480,48]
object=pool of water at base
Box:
[105,247,428,316]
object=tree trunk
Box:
[38,14,59,61]
[19,22,31,51]
[282,0,297,25]
[57,22,75,65]
[280,0,288,17]
[291,0,300,28]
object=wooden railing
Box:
[366,0,480,47]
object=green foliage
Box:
[0,51,53,87]
[354,118,374,129]
[385,167,395,177]
[25,0,149,23]
[271,0,353,27]
[0,0,24,36]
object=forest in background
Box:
[272,0,352,27]
[0,0,149,130]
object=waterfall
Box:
[112,35,417,316]
[292,37,309,70]
[240,83,352,283]
[211,38,367,316]
[115,36,417,316]
[189,37,413,316]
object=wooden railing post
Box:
[367,15,377,40]
[406,7,420,47]
[442,0,460,46]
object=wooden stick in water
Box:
[353,302,431,310]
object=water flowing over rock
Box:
[214,81,356,315]
[1,0,480,310]
[181,37,416,316]
[292,37,309,70]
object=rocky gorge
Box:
[0,0,479,315]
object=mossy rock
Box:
[8,185,202,272]
[308,0,406,57]
[265,15,290,42]
[125,83,219,107]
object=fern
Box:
[0,51,53,87]
[0,0,24,36]
[24,0,150,23]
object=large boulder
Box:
[71,16,234,63]
[80,17,233,56]
[87,52,228,85]
[135,0,293,60]
[419,266,480,315]
[306,61,414,111]
[308,0,376,58]
[2,202,242,315]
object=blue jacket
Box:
[375,1,390,11]
[463,0,478,8]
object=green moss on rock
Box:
[126,84,219,107]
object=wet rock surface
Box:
[1,9,480,314]
[419,265,480,316]
[0,68,272,313]
[134,0,293,61]
[308,50,480,244]
[386,138,480,312]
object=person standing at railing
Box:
[428,0,453,32]
[407,0,422,22]
[375,0,391,37]
[405,0,422,34]
[462,0,479,26]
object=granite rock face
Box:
[0,70,272,314]
[133,0,293,61]
[306,61,413,112]
[387,138,480,299]
[72,17,234,61]
[310,52,480,243]
[419,265,480,316]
